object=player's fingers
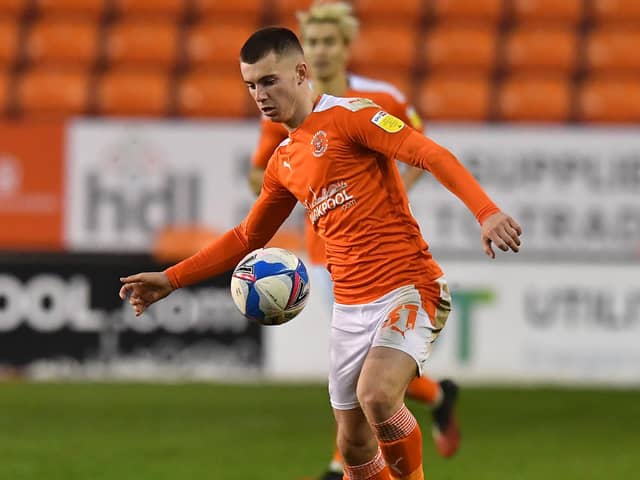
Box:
[482,237,495,259]
[490,231,509,252]
[129,296,143,307]
[119,284,134,299]
[504,224,521,246]
[120,274,143,284]
[508,217,523,236]
[497,228,520,253]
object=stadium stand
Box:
[96,69,170,116]
[497,75,572,122]
[16,68,91,117]
[33,0,106,18]
[0,0,636,122]
[417,73,492,121]
[24,18,100,67]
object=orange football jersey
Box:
[251,74,424,266]
[167,95,499,305]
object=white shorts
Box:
[328,278,451,410]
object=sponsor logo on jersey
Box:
[371,111,405,133]
[304,181,356,224]
[310,130,329,157]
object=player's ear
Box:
[296,62,308,84]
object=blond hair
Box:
[297,1,359,45]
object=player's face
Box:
[241,51,301,123]
[303,22,349,81]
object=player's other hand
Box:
[119,272,174,316]
[481,212,522,259]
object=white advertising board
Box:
[266,262,640,386]
[65,120,260,252]
[414,126,640,262]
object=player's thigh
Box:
[357,345,418,417]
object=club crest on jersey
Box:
[311,130,329,157]
[371,111,405,133]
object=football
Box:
[230,247,310,325]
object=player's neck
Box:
[283,88,316,132]
[313,71,349,97]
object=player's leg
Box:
[357,346,424,480]
[330,300,395,479]
[359,280,452,479]
[405,375,460,457]
[334,407,390,479]
[405,375,440,404]
[430,378,460,458]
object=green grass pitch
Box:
[0,383,638,479]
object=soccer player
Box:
[119,27,521,480]
[248,3,460,478]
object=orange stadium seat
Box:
[176,70,252,117]
[430,0,504,23]
[349,25,418,71]
[497,75,572,122]
[510,0,584,25]
[0,19,18,67]
[273,0,313,25]
[96,69,170,116]
[0,69,9,114]
[24,19,100,67]
[185,21,258,68]
[112,0,186,19]
[422,24,497,73]
[502,26,578,74]
[195,0,264,20]
[584,28,640,74]
[16,69,90,117]
[417,74,491,121]
[353,0,424,22]
[105,20,179,69]
[591,0,640,23]
[33,0,105,18]
[0,0,28,18]
[577,76,640,123]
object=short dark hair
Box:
[240,27,304,64]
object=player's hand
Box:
[481,212,522,259]
[119,272,174,316]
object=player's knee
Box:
[357,382,399,422]
[337,429,378,465]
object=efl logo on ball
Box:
[230,247,310,325]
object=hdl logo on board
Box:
[85,136,201,237]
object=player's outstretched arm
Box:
[480,211,522,259]
[119,272,174,317]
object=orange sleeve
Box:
[341,108,499,224]
[251,118,289,169]
[395,129,499,224]
[165,156,297,288]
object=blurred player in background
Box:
[248,4,459,478]
[119,26,521,480]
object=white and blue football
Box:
[230,247,311,325]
